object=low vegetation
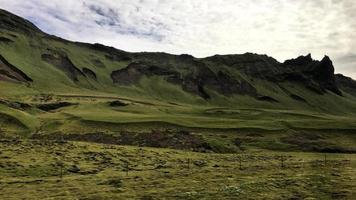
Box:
[0,139,355,200]
[0,8,356,199]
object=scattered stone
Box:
[67,165,80,173]
[105,177,123,188]
[193,160,207,167]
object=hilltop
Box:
[0,8,356,153]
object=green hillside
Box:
[0,9,356,153]
[1,8,356,200]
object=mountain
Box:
[1,9,356,153]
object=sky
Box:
[0,0,355,78]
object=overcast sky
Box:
[0,0,355,78]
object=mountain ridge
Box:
[0,8,356,153]
[1,8,356,115]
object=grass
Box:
[1,13,356,199]
[0,140,355,199]
[1,92,356,154]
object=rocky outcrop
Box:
[335,74,356,96]
[282,55,342,96]
[284,54,313,66]
[110,62,169,85]
[111,61,258,99]
[0,54,32,83]
[42,51,85,82]
[204,53,343,97]
[91,59,106,68]
[0,36,13,43]
[310,56,342,95]
[204,53,280,79]
[83,67,97,80]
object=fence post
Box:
[237,155,243,170]
[280,155,286,168]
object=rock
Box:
[0,54,33,83]
[284,53,313,66]
[193,160,207,167]
[109,100,128,107]
[67,165,80,173]
[82,67,97,80]
[105,177,123,188]
[41,51,86,82]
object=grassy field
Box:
[0,139,355,200]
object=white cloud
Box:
[0,0,355,78]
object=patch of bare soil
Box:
[31,130,212,152]
[36,102,77,112]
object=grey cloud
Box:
[336,54,356,64]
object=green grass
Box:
[1,15,356,200]
[0,140,355,199]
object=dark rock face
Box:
[256,96,279,103]
[313,56,342,96]
[284,54,313,66]
[271,54,342,96]
[0,36,13,43]
[111,61,258,99]
[0,99,31,110]
[83,67,97,80]
[0,54,32,83]
[204,53,280,79]
[109,100,128,107]
[203,53,345,97]
[36,102,76,112]
[290,94,307,103]
[111,52,349,101]
[91,59,105,68]
[111,63,163,83]
[335,74,356,96]
[42,51,85,82]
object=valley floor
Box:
[0,139,355,200]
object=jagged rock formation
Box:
[282,54,342,95]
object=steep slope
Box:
[0,9,354,103]
[335,74,356,97]
[0,8,356,137]
[0,54,32,82]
